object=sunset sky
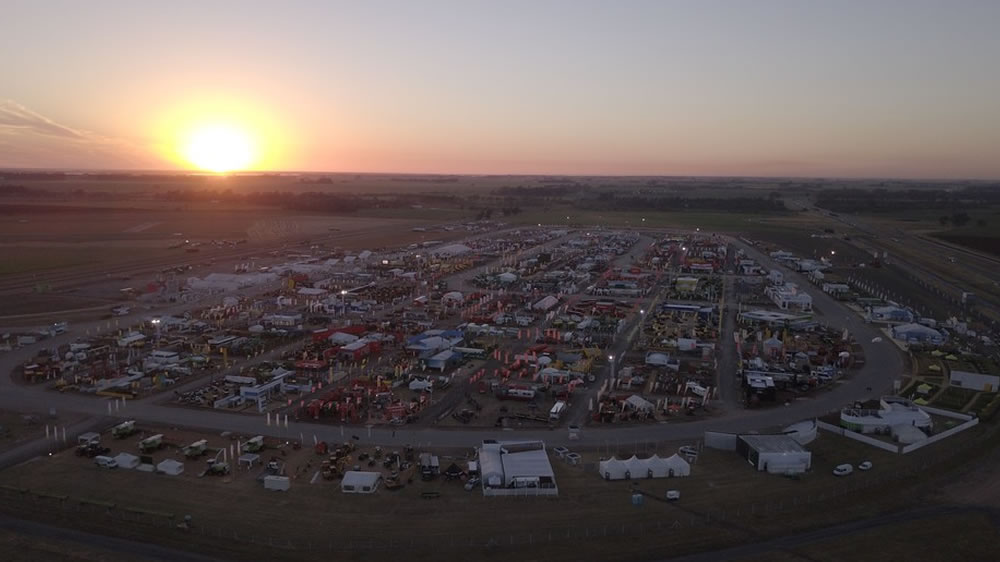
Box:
[1,0,998,178]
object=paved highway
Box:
[0,234,905,454]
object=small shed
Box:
[156,459,184,476]
[264,475,291,491]
[341,471,382,494]
[114,452,140,470]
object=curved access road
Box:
[0,236,904,452]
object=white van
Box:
[95,456,118,469]
[549,401,567,421]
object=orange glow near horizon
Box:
[182,124,254,173]
[153,97,287,173]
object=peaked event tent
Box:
[599,458,629,480]
[598,454,690,480]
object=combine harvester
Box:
[111,420,137,439]
[200,449,230,477]
[242,435,265,453]
[182,440,208,458]
[138,434,164,454]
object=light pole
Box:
[151,318,161,347]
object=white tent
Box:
[329,332,360,345]
[156,459,184,476]
[600,455,690,480]
[114,452,140,470]
[645,352,670,367]
[623,455,647,477]
[533,295,559,311]
[599,458,629,480]
[659,454,691,477]
[441,291,464,303]
[625,395,655,412]
[341,471,382,494]
[497,272,518,284]
[433,244,473,258]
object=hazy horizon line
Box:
[1,166,997,184]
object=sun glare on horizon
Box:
[182,124,255,173]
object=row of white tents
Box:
[599,454,690,480]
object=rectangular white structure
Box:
[479,440,558,496]
[341,471,381,494]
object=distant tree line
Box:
[495,185,577,198]
[816,187,1000,213]
[578,193,787,213]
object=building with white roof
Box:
[891,323,945,345]
[432,243,473,258]
[478,440,557,496]
[737,434,811,474]
[765,283,813,311]
[840,396,933,435]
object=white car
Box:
[871,337,883,343]
[858,461,873,471]
[833,464,853,477]
[666,490,680,501]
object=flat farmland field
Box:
[0,204,440,242]
[0,246,173,277]
[0,425,990,562]
[510,208,807,233]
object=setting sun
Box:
[182,124,255,173]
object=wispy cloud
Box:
[0,100,165,169]
[0,99,86,139]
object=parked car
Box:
[94,456,118,469]
[833,464,853,477]
[464,477,481,491]
[858,461,873,471]
[666,490,680,501]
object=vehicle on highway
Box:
[666,490,680,501]
[871,337,883,343]
[858,461,873,471]
[833,464,853,477]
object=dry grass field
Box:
[0,420,996,561]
